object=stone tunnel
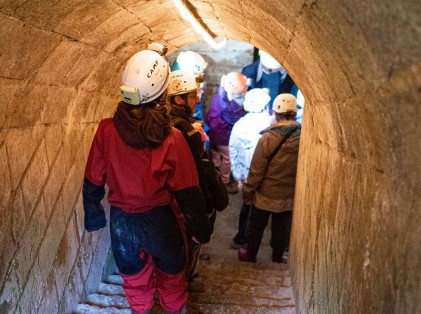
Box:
[0,0,419,313]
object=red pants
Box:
[121,252,188,313]
[110,205,188,313]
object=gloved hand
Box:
[84,208,107,232]
[243,198,252,205]
[242,191,254,205]
[83,178,106,232]
[175,186,211,244]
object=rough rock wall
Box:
[287,1,420,313]
[0,0,419,313]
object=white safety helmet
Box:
[176,51,208,75]
[259,50,282,70]
[167,70,198,96]
[243,88,271,113]
[273,93,297,113]
[120,43,171,105]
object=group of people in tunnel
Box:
[82,42,302,314]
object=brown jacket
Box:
[243,120,300,213]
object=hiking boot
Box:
[272,251,288,264]
[230,239,243,250]
[231,233,246,250]
[282,251,289,264]
[238,246,256,263]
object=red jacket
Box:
[85,118,200,213]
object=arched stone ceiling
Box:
[1,0,419,169]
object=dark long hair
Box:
[129,96,172,148]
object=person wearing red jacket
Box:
[83,43,210,314]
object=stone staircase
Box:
[73,194,296,314]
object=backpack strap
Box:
[172,116,185,127]
[172,116,199,137]
[267,127,296,163]
[187,129,199,137]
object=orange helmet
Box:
[222,72,249,94]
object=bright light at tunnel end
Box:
[171,0,227,50]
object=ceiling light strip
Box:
[171,0,227,49]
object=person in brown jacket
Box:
[238,93,301,263]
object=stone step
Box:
[103,261,291,289]
[75,301,295,314]
[188,303,296,314]
[190,281,294,301]
[198,270,291,287]
[190,291,294,307]
[97,282,125,296]
[94,277,292,300]
[199,260,290,278]
[101,272,290,296]
[198,249,291,271]
[76,280,295,312]
[86,293,129,308]
[74,303,131,314]
[105,274,124,285]
[104,270,289,288]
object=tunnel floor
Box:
[74,193,296,313]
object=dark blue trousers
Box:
[110,205,186,275]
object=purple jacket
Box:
[206,86,245,146]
